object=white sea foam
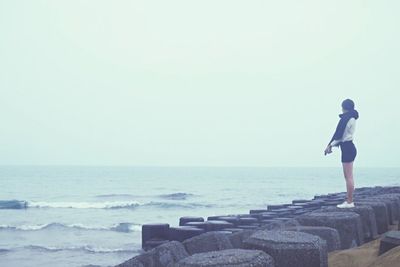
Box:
[21,245,137,254]
[0,222,141,232]
[27,201,141,209]
[21,200,213,209]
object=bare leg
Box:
[342,162,355,203]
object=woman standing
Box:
[325,99,359,208]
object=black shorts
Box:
[340,140,357,163]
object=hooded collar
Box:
[339,109,359,120]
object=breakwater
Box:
[116,186,400,267]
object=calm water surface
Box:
[0,166,399,267]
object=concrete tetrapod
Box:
[379,231,400,255]
[142,223,170,251]
[285,226,341,252]
[297,211,364,249]
[179,216,204,226]
[228,229,258,249]
[116,241,189,267]
[355,200,389,234]
[181,231,234,255]
[204,220,234,231]
[172,248,275,267]
[243,230,328,267]
[318,205,378,241]
[168,226,205,242]
[208,216,240,226]
[368,197,397,224]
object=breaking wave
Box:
[13,245,138,254]
[27,201,141,209]
[158,192,195,200]
[0,199,213,210]
[0,222,141,233]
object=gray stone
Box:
[268,204,287,211]
[314,195,329,199]
[142,223,170,250]
[381,187,400,194]
[172,248,275,267]
[260,218,299,231]
[379,231,400,255]
[237,225,260,230]
[182,231,233,255]
[285,226,341,252]
[318,205,378,241]
[228,213,256,218]
[243,230,328,267]
[259,214,277,220]
[386,186,400,194]
[179,216,204,226]
[369,197,397,224]
[209,216,240,226]
[380,194,400,220]
[152,241,190,267]
[280,218,301,229]
[228,229,258,248]
[250,209,269,214]
[293,202,323,209]
[286,205,304,211]
[204,220,234,231]
[356,200,389,234]
[297,212,364,249]
[262,211,279,217]
[292,199,311,204]
[260,219,286,231]
[182,221,207,230]
[323,200,343,206]
[259,213,280,220]
[269,211,292,218]
[143,239,170,251]
[272,217,295,223]
[293,209,310,215]
[221,228,245,233]
[211,230,233,234]
[247,213,268,220]
[272,208,294,215]
[115,255,147,267]
[168,226,205,242]
[117,241,188,267]
[207,215,226,220]
[238,217,259,225]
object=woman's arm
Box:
[329,139,341,147]
[325,136,340,155]
[325,117,345,155]
[328,116,348,147]
[324,144,332,155]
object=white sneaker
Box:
[337,201,355,208]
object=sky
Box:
[0,1,399,167]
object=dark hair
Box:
[342,99,355,111]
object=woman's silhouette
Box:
[325,99,359,208]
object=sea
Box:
[0,166,399,267]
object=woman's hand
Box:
[324,145,332,155]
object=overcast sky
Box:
[0,1,399,167]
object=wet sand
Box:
[329,224,400,267]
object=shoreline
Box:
[116,186,400,267]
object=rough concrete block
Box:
[243,230,328,267]
[173,248,275,267]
